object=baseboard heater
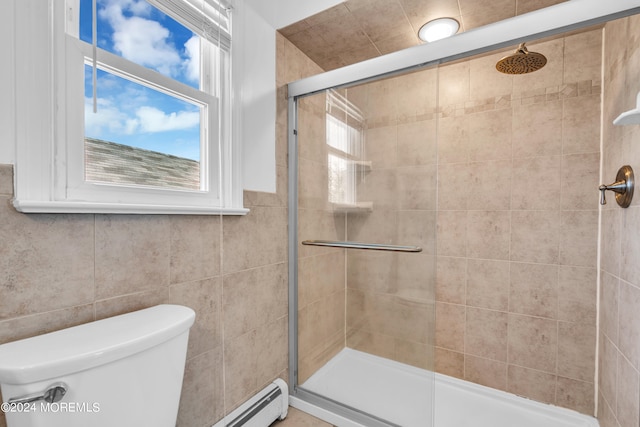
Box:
[212,379,288,427]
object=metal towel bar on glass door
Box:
[301,240,422,253]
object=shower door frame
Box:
[287,1,640,425]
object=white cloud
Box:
[85,98,199,137]
[183,35,200,84]
[99,0,182,78]
[84,97,130,137]
[134,106,200,133]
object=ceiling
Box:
[279,0,568,71]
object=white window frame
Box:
[12,0,247,215]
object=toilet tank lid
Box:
[0,304,195,385]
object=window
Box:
[326,90,370,211]
[12,0,247,214]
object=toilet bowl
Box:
[0,304,195,427]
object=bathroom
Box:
[0,0,639,427]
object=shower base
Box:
[293,348,599,427]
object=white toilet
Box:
[0,304,195,427]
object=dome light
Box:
[418,18,460,43]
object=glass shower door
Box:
[291,65,437,427]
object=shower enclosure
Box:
[287,2,640,426]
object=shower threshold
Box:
[293,348,599,427]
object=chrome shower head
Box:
[496,43,547,74]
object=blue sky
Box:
[80,0,202,161]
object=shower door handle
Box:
[301,240,422,253]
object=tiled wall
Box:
[341,69,438,369]
[0,32,313,427]
[434,30,602,414]
[296,89,348,383]
[598,16,640,427]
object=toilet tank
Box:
[0,304,195,427]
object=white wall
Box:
[244,0,345,29]
[236,0,344,192]
[0,0,15,165]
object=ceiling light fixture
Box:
[418,18,460,43]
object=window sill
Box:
[12,199,249,216]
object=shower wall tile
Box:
[466,259,509,311]
[437,115,469,163]
[556,376,595,415]
[466,160,512,210]
[466,108,512,161]
[437,162,470,210]
[365,126,398,169]
[557,322,596,382]
[562,94,601,155]
[620,206,640,285]
[599,334,618,414]
[465,355,507,391]
[507,365,557,405]
[558,210,598,268]
[509,262,558,319]
[508,314,558,373]
[436,256,467,305]
[435,302,465,352]
[617,281,640,369]
[510,210,560,264]
[438,61,469,105]
[396,120,437,166]
[560,153,600,210]
[436,210,467,257]
[432,28,603,415]
[511,155,561,210]
[465,307,508,362]
[466,210,510,260]
[616,353,640,427]
[397,210,437,255]
[599,272,619,345]
[396,165,437,210]
[435,347,464,379]
[564,30,603,84]
[558,266,597,324]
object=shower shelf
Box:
[330,201,373,213]
[348,160,372,173]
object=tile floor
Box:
[272,407,334,427]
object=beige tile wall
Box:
[435,30,601,415]
[598,15,640,427]
[341,69,438,369]
[0,32,315,427]
[296,89,348,383]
